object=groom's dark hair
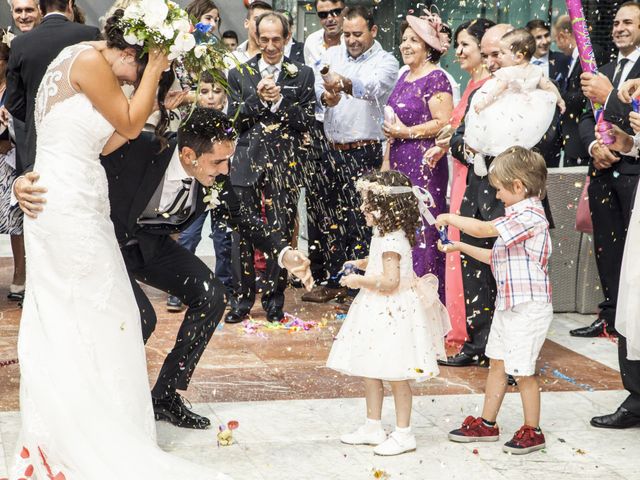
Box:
[178,108,237,157]
[40,0,72,15]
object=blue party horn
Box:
[342,263,364,276]
[438,226,453,245]
[632,98,640,113]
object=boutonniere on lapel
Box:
[203,182,224,211]
[283,62,299,78]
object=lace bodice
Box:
[31,43,115,221]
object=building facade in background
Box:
[276,0,617,90]
[0,0,618,88]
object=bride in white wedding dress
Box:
[10,13,230,480]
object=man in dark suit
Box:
[573,2,640,342]
[15,108,313,429]
[553,15,609,166]
[588,119,640,431]
[527,19,572,167]
[226,12,316,324]
[440,26,557,368]
[5,0,101,176]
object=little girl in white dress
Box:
[464,28,565,169]
[326,170,450,456]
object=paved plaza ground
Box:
[0,256,637,479]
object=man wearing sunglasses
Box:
[299,0,347,303]
[304,0,345,75]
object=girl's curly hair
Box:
[359,170,421,247]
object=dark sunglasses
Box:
[318,8,343,20]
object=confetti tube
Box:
[566,0,614,143]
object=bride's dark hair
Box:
[104,9,171,151]
[154,68,176,153]
[104,9,149,80]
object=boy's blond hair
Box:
[488,146,548,199]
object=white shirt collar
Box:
[166,147,191,183]
[533,52,549,63]
[235,41,248,54]
[258,57,283,74]
[618,47,640,64]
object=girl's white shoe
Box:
[373,431,416,456]
[340,425,387,445]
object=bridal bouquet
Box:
[119,0,195,60]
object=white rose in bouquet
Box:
[123,3,144,20]
[140,0,169,29]
[168,32,196,60]
[124,32,143,46]
[172,17,192,34]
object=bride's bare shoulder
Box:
[69,43,115,89]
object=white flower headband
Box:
[355,180,437,225]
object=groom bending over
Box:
[15,108,313,429]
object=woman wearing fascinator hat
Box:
[381,13,453,302]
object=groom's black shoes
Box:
[590,407,640,429]
[225,309,249,324]
[152,392,211,429]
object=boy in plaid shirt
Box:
[436,146,552,455]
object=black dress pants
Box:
[459,230,497,357]
[122,236,226,399]
[588,172,639,329]
[231,175,298,314]
[619,335,640,416]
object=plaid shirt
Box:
[491,197,552,310]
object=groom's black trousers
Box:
[121,235,226,399]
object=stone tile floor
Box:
[0,257,637,479]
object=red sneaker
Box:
[502,425,546,454]
[448,416,500,443]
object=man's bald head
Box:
[553,14,575,56]
[481,23,514,73]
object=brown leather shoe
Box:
[301,285,347,303]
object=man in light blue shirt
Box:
[302,5,398,303]
[317,7,399,144]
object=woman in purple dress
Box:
[382,14,454,301]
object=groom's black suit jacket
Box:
[5,14,101,175]
[100,132,287,262]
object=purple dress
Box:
[387,69,451,302]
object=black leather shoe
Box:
[507,375,518,386]
[266,309,285,323]
[152,392,211,429]
[437,352,489,367]
[225,309,249,324]
[590,407,640,429]
[570,318,607,337]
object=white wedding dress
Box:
[11,44,230,480]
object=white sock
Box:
[364,418,382,431]
[394,425,412,437]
